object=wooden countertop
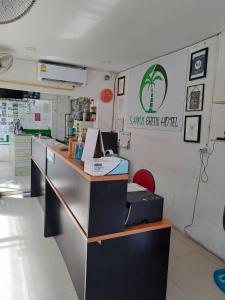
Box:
[87,220,172,243]
[47,143,129,182]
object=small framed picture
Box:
[189,48,208,81]
[117,76,125,96]
[184,115,202,143]
[186,84,205,111]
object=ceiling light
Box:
[0,0,36,24]
[25,46,36,52]
[100,60,111,64]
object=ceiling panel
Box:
[0,0,225,71]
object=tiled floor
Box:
[0,150,225,299]
[1,190,225,300]
[0,194,78,300]
[168,228,225,300]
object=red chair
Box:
[132,169,155,193]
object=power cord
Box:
[184,141,216,234]
[125,204,133,226]
[200,141,216,183]
[111,73,119,131]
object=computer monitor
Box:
[101,131,118,155]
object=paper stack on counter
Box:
[84,157,128,176]
[127,182,147,192]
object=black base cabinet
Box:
[31,159,45,210]
[86,229,170,300]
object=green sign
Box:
[139,64,168,113]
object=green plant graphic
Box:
[139,64,168,113]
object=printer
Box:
[125,191,164,227]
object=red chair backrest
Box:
[133,169,155,193]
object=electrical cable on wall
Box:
[200,141,216,183]
[184,141,216,234]
[111,73,119,131]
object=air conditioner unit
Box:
[37,63,87,86]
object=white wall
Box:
[114,35,225,259]
[51,95,71,141]
[189,33,225,259]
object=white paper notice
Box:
[81,128,99,162]
[116,97,125,118]
[115,118,124,132]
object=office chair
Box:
[132,169,155,193]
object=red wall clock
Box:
[100,88,113,103]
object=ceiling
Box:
[0,0,225,72]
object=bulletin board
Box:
[22,100,52,130]
[0,99,52,134]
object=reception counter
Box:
[31,136,172,300]
[13,134,32,176]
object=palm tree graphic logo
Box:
[139,64,168,113]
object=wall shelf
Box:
[211,139,225,143]
[213,101,225,104]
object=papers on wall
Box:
[118,131,131,149]
[115,118,124,132]
[43,103,50,113]
[22,100,51,129]
[116,97,125,118]
[81,128,100,162]
[0,124,9,134]
[0,99,52,133]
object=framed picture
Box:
[184,115,201,143]
[186,84,205,111]
[117,76,125,96]
[189,48,208,81]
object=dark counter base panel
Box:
[45,180,171,300]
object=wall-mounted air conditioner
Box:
[37,63,87,86]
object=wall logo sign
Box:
[127,48,188,132]
[139,64,168,113]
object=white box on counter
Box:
[84,157,128,176]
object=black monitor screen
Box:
[101,131,118,155]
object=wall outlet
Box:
[118,132,131,149]
[199,145,208,153]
